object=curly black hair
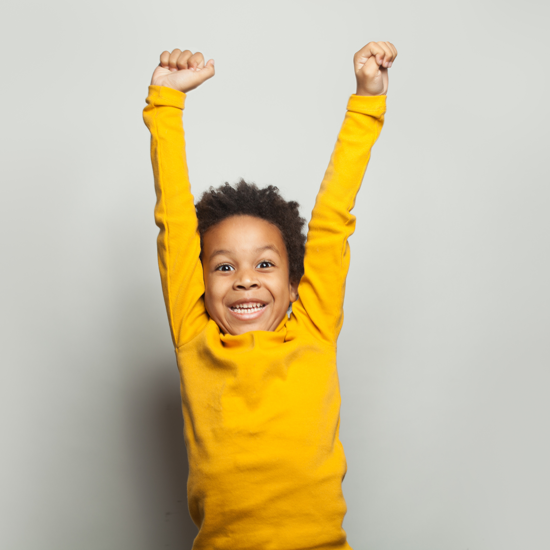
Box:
[195,179,306,285]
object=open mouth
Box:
[228,302,267,319]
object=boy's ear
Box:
[289,282,299,303]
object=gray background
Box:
[1,0,549,548]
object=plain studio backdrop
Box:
[1,0,549,548]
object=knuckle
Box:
[169,50,180,64]
[189,52,203,65]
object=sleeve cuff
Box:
[346,94,386,118]
[146,85,186,109]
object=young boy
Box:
[143,41,397,550]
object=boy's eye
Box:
[215,264,234,272]
[257,261,274,269]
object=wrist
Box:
[151,79,181,91]
[355,87,384,97]
[147,85,186,108]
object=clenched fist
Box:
[354,41,398,96]
[151,49,215,93]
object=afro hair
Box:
[195,179,306,285]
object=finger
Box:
[377,42,392,67]
[387,42,398,66]
[168,49,182,69]
[186,59,215,89]
[188,51,205,70]
[176,49,193,70]
[377,42,394,67]
[381,41,398,66]
[355,42,384,64]
[364,55,382,76]
[159,50,171,68]
[199,59,215,78]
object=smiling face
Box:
[201,215,298,335]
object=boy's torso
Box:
[176,318,351,550]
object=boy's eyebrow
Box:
[209,249,232,261]
[255,245,280,255]
[208,245,281,261]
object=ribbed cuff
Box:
[146,85,186,109]
[346,94,386,117]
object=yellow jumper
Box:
[143,85,386,550]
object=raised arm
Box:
[291,41,398,343]
[142,49,215,347]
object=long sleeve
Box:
[291,93,386,343]
[143,85,208,347]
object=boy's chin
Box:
[217,306,286,335]
[224,317,270,336]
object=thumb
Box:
[199,59,215,81]
[363,55,381,75]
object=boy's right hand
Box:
[150,49,215,93]
[354,41,397,96]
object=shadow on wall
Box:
[126,360,199,549]
[111,212,198,547]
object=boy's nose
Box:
[234,271,260,290]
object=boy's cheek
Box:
[202,285,213,314]
[203,285,224,318]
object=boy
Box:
[143,41,397,550]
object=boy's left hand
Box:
[354,41,398,96]
[150,49,215,93]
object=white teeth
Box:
[231,303,265,313]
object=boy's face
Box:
[202,215,298,335]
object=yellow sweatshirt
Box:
[143,85,386,550]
